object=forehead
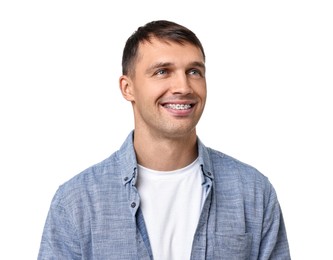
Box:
[137,37,204,64]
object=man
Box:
[38,20,291,259]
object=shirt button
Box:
[207,172,212,176]
[131,202,136,208]
[124,177,129,181]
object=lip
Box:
[160,101,196,116]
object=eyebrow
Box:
[146,62,172,74]
[190,61,206,70]
[146,61,206,74]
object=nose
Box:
[170,73,193,95]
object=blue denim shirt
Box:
[38,131,290,259]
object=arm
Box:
[259,182,291,259]
[38,190,82,260]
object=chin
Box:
[162,126,196,139]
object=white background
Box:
[1,1,332,259]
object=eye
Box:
[188,69,202,77]
[155,69,168,76]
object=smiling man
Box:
[120,36,206,170]
[38,20,291,259]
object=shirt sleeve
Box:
[38,188,82,260]
[258,181,291,259]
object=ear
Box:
[119,75,135,102]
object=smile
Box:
[163,104,192,110]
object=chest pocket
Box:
[214,233,252,259]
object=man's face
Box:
[121,37,207,139]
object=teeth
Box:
[164,104,192,110]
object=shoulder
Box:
[204,147,273,194]
[51,151,122,208]
[207,147,265,178]
[206,147,278,209]
[51,131,136,208]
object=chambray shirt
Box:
[38,131,291,259]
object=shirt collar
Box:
[118,130,215,185]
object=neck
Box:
[133,130,198,171]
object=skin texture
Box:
[119,38,206,171]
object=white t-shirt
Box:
[136,158,204,260]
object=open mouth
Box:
[163,104,193,110]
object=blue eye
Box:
[156,69,167,75]
[188,69,201,76]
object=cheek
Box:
[133,78,165,97]
[136,86,167,104]
[195,84,207,100]
[134,90,158,106]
